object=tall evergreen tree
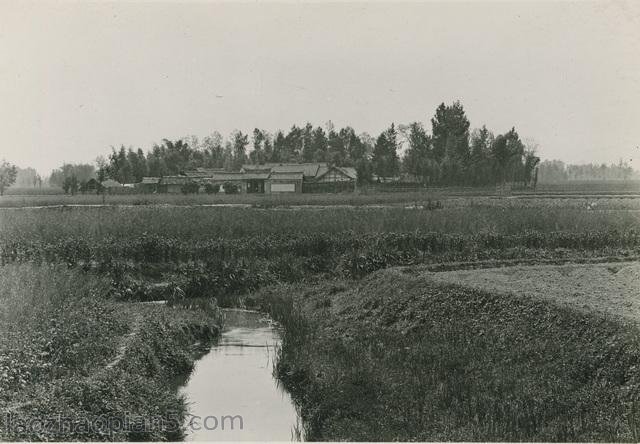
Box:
[250,128,266,165]
[372,124,400,178]
[469,126,493,185]
[431,101,470,163]
[327,128,347,166]
[340,126,365,166]
[402,122,434,183]
[231,130,249,170]
[272,131,286,163]
[310,127,328,163]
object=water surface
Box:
[179,309,302,441]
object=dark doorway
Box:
[247,179,265,193]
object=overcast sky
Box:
[1,1,639,175]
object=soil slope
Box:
[421,261,640,323]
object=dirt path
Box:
[104,312,142,371]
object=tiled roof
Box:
[242,173,271,180]
[315,165,329,178]
[242,163,327,178]
[181,163,346,181]
[160,176,192,185]
[101,179,122,188]
[337,167,357,180]
[198,172,246,181]
[268,172,303,180]
[314,166,358,181]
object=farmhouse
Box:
[135,177,161,193]
[101,179,122,188]
[242,163,357,193]
[158,176,191,194]
[80,178,102,194]
[198,172,247,193]
[99,179,125,194]
[266,171,303,193]
[140,162,358,194]
[308,165,357,193]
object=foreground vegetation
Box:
[259,270,640,441]
[0,264,220,441]
[1,192,639,441]
[1,204,638,307]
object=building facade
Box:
[141,162,357,194]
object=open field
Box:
[2,200,639,238]
[1,187,639,441]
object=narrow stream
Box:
[178,309,303,441]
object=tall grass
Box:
[1,206,638,302]
[0,263,220,441]
[1,205,638,240]
[261,274,640,441]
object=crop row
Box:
[2,230,638,304]
[2,230,638,266]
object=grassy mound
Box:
[260,268,640,441]
[0,264,220,441]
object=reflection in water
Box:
[179,309,303,441]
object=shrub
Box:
[222,181,239,194]
[180,182,199,194]
[204,183,220,194]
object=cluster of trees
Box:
[538,159,637,182]
[11,167,44,188]
[100,101,541,187]
[0,164,44,195]
[0,160,18,196]
[48,163,96,195]
[401,102,540,186]
[99,125,373,184]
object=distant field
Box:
[2,180,639,208]
[3,187,64,196]
[1,190,448,208]
[2,201,639,240]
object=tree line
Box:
[537,159,637,182]
[94,101,541,187]
[4,97,635,195]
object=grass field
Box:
[1,187,639,440]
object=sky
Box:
[1,1,639,175]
